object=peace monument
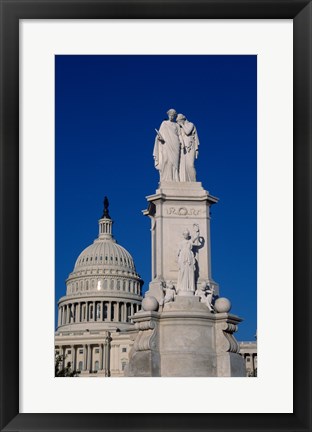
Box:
[126,108,246,377]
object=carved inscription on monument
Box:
[166,207,201,216]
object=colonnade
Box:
[58,300,141,327]
[56,339,110,375]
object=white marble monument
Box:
[126,109,246,377]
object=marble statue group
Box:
[153,111,207,299]
[153,108,199,182]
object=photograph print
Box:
[55,55,257,377]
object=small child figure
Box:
[159,281,176,307]
[195,281,215,312]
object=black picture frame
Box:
[0,1,311,431]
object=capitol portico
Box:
[55,198,143,376]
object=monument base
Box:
[126,296,246,377]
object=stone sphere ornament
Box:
[214,297,232,313]
[142,296,159,311]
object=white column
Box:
[78,303,81,323]
[108,302,112,321]
[115,344,120,373]
[100,302,104,321]
[93,301,95,321]
[71,345,76,371]
[62,346,66,369]
[100,344,104,371]
[58,307,61,327]
[83,345,88,371]
[87,345,92,372]
[103,333,110,377]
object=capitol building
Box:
[55,199,143,376]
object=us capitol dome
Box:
[55,197,143,377]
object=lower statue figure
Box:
[177,225,199,294]
[159,281,176,307]
[195,281,215,312]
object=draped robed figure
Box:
[176,113,199,182]
[153,109,182,182]
[177,234,196,293]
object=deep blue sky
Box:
[55,55,257,341]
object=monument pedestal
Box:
[126,296,245,377]
[160,296,217,377]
